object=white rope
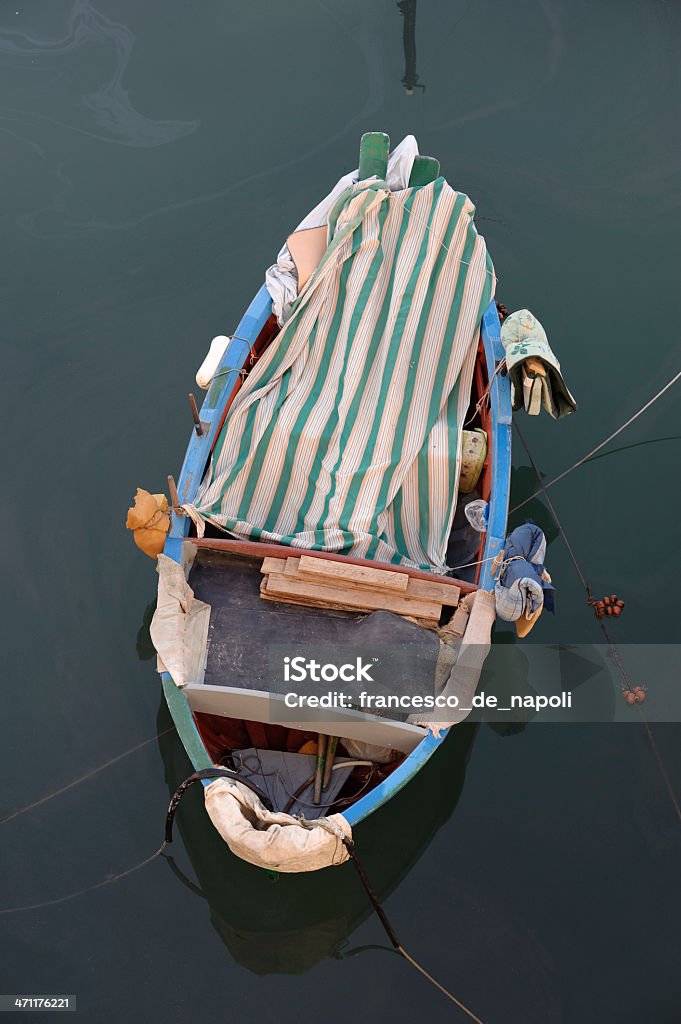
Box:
[512,367,681,513]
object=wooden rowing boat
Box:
[152,136,512,870]
[157,278,511,870]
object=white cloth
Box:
[265,135,420,324]
[150,554,210,687]
[204,778,352,872]
[500,309,577,419]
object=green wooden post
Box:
[408,156,440,187]
[358,132,390,181]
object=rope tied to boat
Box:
[511,367,681,512]
[183,786,491,1021]
[307,817,488,1021]
[514,421,681,827]
[465,356,507,427]
[0,764,273,916]
[164,767,273,844]
[338,834,487,1023]
[0,841,169,917]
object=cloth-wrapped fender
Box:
[204,779,352,872]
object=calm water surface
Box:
[1,2,680,1021]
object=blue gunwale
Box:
[161,293,512,829]
[345,300,511,824]
[163,283,273,564]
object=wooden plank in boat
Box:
[404,577,460,607]
[261,554,459,607]
[259,576,359,616]
[259,586,439,626]
[295,554,409,592]
[264,571,441,623]
[261,556,288,575]
[262,555,407,594]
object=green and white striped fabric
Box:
[184,178,494,573]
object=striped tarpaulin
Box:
[184,178,494,573]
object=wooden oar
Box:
[313,734,329,805]
[322,736,339,791]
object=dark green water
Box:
[2,1,680,1021]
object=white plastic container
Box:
[196,335,230,389]
[459,428,487,493]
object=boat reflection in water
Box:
[157,703,478,975]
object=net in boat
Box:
[183,177,494,573]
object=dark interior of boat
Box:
[184,315,495,817]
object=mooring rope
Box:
[511,367,681,513]
[514,421,681,827]
[0,727,182,915]
[0,843,169,916]
[0,727,175,826]
[0,769,265,916]
[513,423,589,592]
[341,837,487,1023]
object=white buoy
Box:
[196,335,230,389]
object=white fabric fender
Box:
[204,779,352,872]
